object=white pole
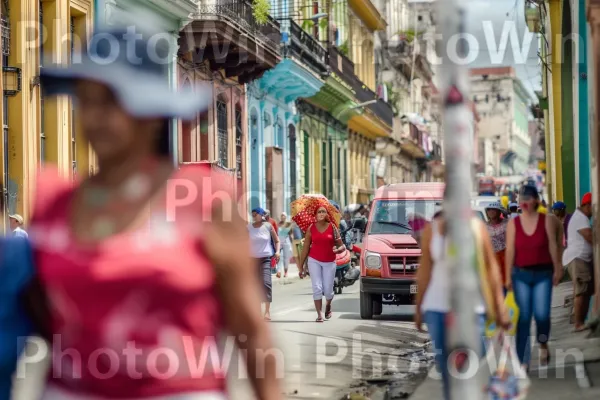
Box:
[436,0,484,398]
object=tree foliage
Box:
[252,0,271,25]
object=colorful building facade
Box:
[1,0,96,230]
[541,0,591,210]
[246,3,327,214]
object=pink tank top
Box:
[30,165,229,398]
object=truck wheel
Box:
[360,291,373,319]
[373,295,383,316]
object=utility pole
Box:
[436,0,484,399]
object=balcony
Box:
[180,0,281,83]
[285,20,327,75]
[429,141,442,161]
[328,46,393,128]
[328,45,356,82]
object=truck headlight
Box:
[365,251,382,269]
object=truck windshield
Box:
[368,199,438,235]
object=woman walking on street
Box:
[250,208,281,320]
[416,206,509,400]
[505,184,563,369]
[485,202,509,292]
[297,204,346,322]
[276,213,293,278]
[27,20,283,400]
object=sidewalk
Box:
[410,282,600,399]
[272,263,302,285]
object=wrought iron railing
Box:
[328,45,355,77]
[1,15,9,56]
[287,20,327,74]
[328,45,394,127]
[194,0,281,51]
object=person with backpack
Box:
[249,208,281,321]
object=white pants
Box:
[307,257,336,300]
[276,242,293,273]
[40,384,227,400]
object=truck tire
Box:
[373,295,383,316]
[360,291,373,319]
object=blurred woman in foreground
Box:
[415,203,509,400]
[27,21,281,400]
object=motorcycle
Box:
[333,247,361,294]
[333,218,366,294]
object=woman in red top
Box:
[505,185,563,370]
[297,204,345,322]
[25,21,281,400]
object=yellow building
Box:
[1,0,94,231]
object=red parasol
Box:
[291,194,341,233]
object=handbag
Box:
[486,291,520,337]
[481,333,530,400]
[335,249,351,266]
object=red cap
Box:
[582,192,592,206]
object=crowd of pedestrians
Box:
[417,184,597,399]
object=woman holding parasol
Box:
[292,195,346,322]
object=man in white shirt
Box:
[563,192,593,331]
[9,214,28,239]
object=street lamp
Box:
[349,100,377,109]
[309,12,328,20]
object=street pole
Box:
[436,0,484,399]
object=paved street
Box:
[12,274,433,400]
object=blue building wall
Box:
[247,59,324,213]
[578,0,591,197]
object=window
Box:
[288,125,296,201]
[336,145,341,202]
[312,1,319,39]
[216,100,228,168]
[39,0,43,67]
[70,17,76,176]
[180,80,193,163]
[2,0,9,223]
[368,199,438,235]
[39,1,45,163]
[40,86,45,163]
[303,131,309,192]
[276,119,283,148]
[199,109,209,160]
[321,141,327,197]
[328,139,333,199]
[235,105,243,179]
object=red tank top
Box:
[309,224,336,263]
[30,165,228,398]
[513,214,553,269]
